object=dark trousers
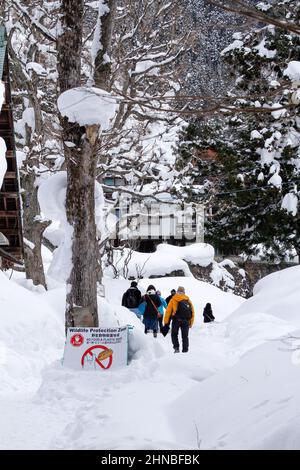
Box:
[171,318,190,352]
[158,316,163,332]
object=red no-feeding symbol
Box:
[81,345,113,370]
[70,333,84,347]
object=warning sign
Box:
[63,326,128,371]
[70,333,84,347]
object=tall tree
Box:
[177,0,300,262]
[4,0,59,288]
[57,0,117,328]
[57,0,97,327]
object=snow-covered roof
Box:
[0,26,7,80]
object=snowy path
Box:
[0,323,237,450]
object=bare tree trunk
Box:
[22,172,50,287]
[94,0,116,91]
[8,40,49,288]
[57,0,99,328]
[63,122,100,328]
[93,0,116,282]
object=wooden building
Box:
[0,25,23,266]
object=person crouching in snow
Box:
[142,285,162,338]
[156,290,167,333]
[163,286,195,353]
[203,303,215,323]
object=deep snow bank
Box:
[169,265,300,449]
[229,265,300,325]
[169,335,300,449]
[223,265,300,355]
[0,272,64,396]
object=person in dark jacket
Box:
[156,290,167,333]
[165,289,176,305]
[122,281,142,316]
[142,285,162,337]
[203,303,215,323]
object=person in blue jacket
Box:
[156,290,167,333]
[139,285,162,337]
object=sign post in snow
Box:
[63,326,129,370]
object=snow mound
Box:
[169,336,300,449]
[0,272,64,396]
[166,251,300,450]
[229,265,300,327]
[226,312,295,356]
[104,243,214,279]
[156,243,214,267]
[57,87,118,129]
[222,265,300,357]
[104,248,191,279]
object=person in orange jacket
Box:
[163,286,195,353]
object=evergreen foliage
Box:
[177,0,300,261]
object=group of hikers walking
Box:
[122,281,215,353]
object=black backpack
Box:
[126,289,138,308]
[175,300,192,320]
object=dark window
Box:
[6,198,17,211]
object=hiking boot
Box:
[153,332,157,338]
[174,348,180,353]
[182,350,188,353]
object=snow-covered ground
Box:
[0,262,299,449]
